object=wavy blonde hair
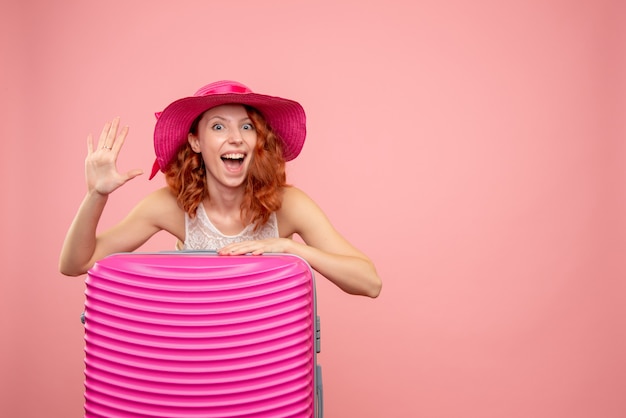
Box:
[165,106,287,230]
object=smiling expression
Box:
[188,104,258,189]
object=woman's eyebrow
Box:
[207,115,252,123]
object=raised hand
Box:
[85,117,143,195]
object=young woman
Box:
[59,80,381,297]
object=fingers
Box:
[84,118,142,192]
[218,242,256,256]
[123,168,144,182]
[218,239,285,256]
[87,133,94,154]
[111,125,129,154]
[95,117,127,152]
[103,117,119,150]
[96,119,113,150]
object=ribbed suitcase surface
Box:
[84,252,320,418]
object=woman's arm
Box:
[59,118,146,276]
[219,187,382,298]
[281,187,382,297]
[59,188,181,276]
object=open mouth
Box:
[221,153,246,170]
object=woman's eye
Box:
[212,123,224,131]
[242,123,254,130]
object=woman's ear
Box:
[188,133,201,153]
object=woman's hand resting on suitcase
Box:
[85,117,143,195]
[218,238,295,256]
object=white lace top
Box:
[181,204,279,251]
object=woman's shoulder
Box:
[277,186,325,236]
[279,186,316,213]
[135,187,182,222]
[140,186,178,206]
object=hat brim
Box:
[152,92,306,178]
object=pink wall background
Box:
[2,0,625,417]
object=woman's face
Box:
[188,104,258,189]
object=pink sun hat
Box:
[150,80,306,179]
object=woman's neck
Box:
[204,181,246,221]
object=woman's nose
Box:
[228,133,243,145]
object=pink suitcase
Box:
[83,252,322,418]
